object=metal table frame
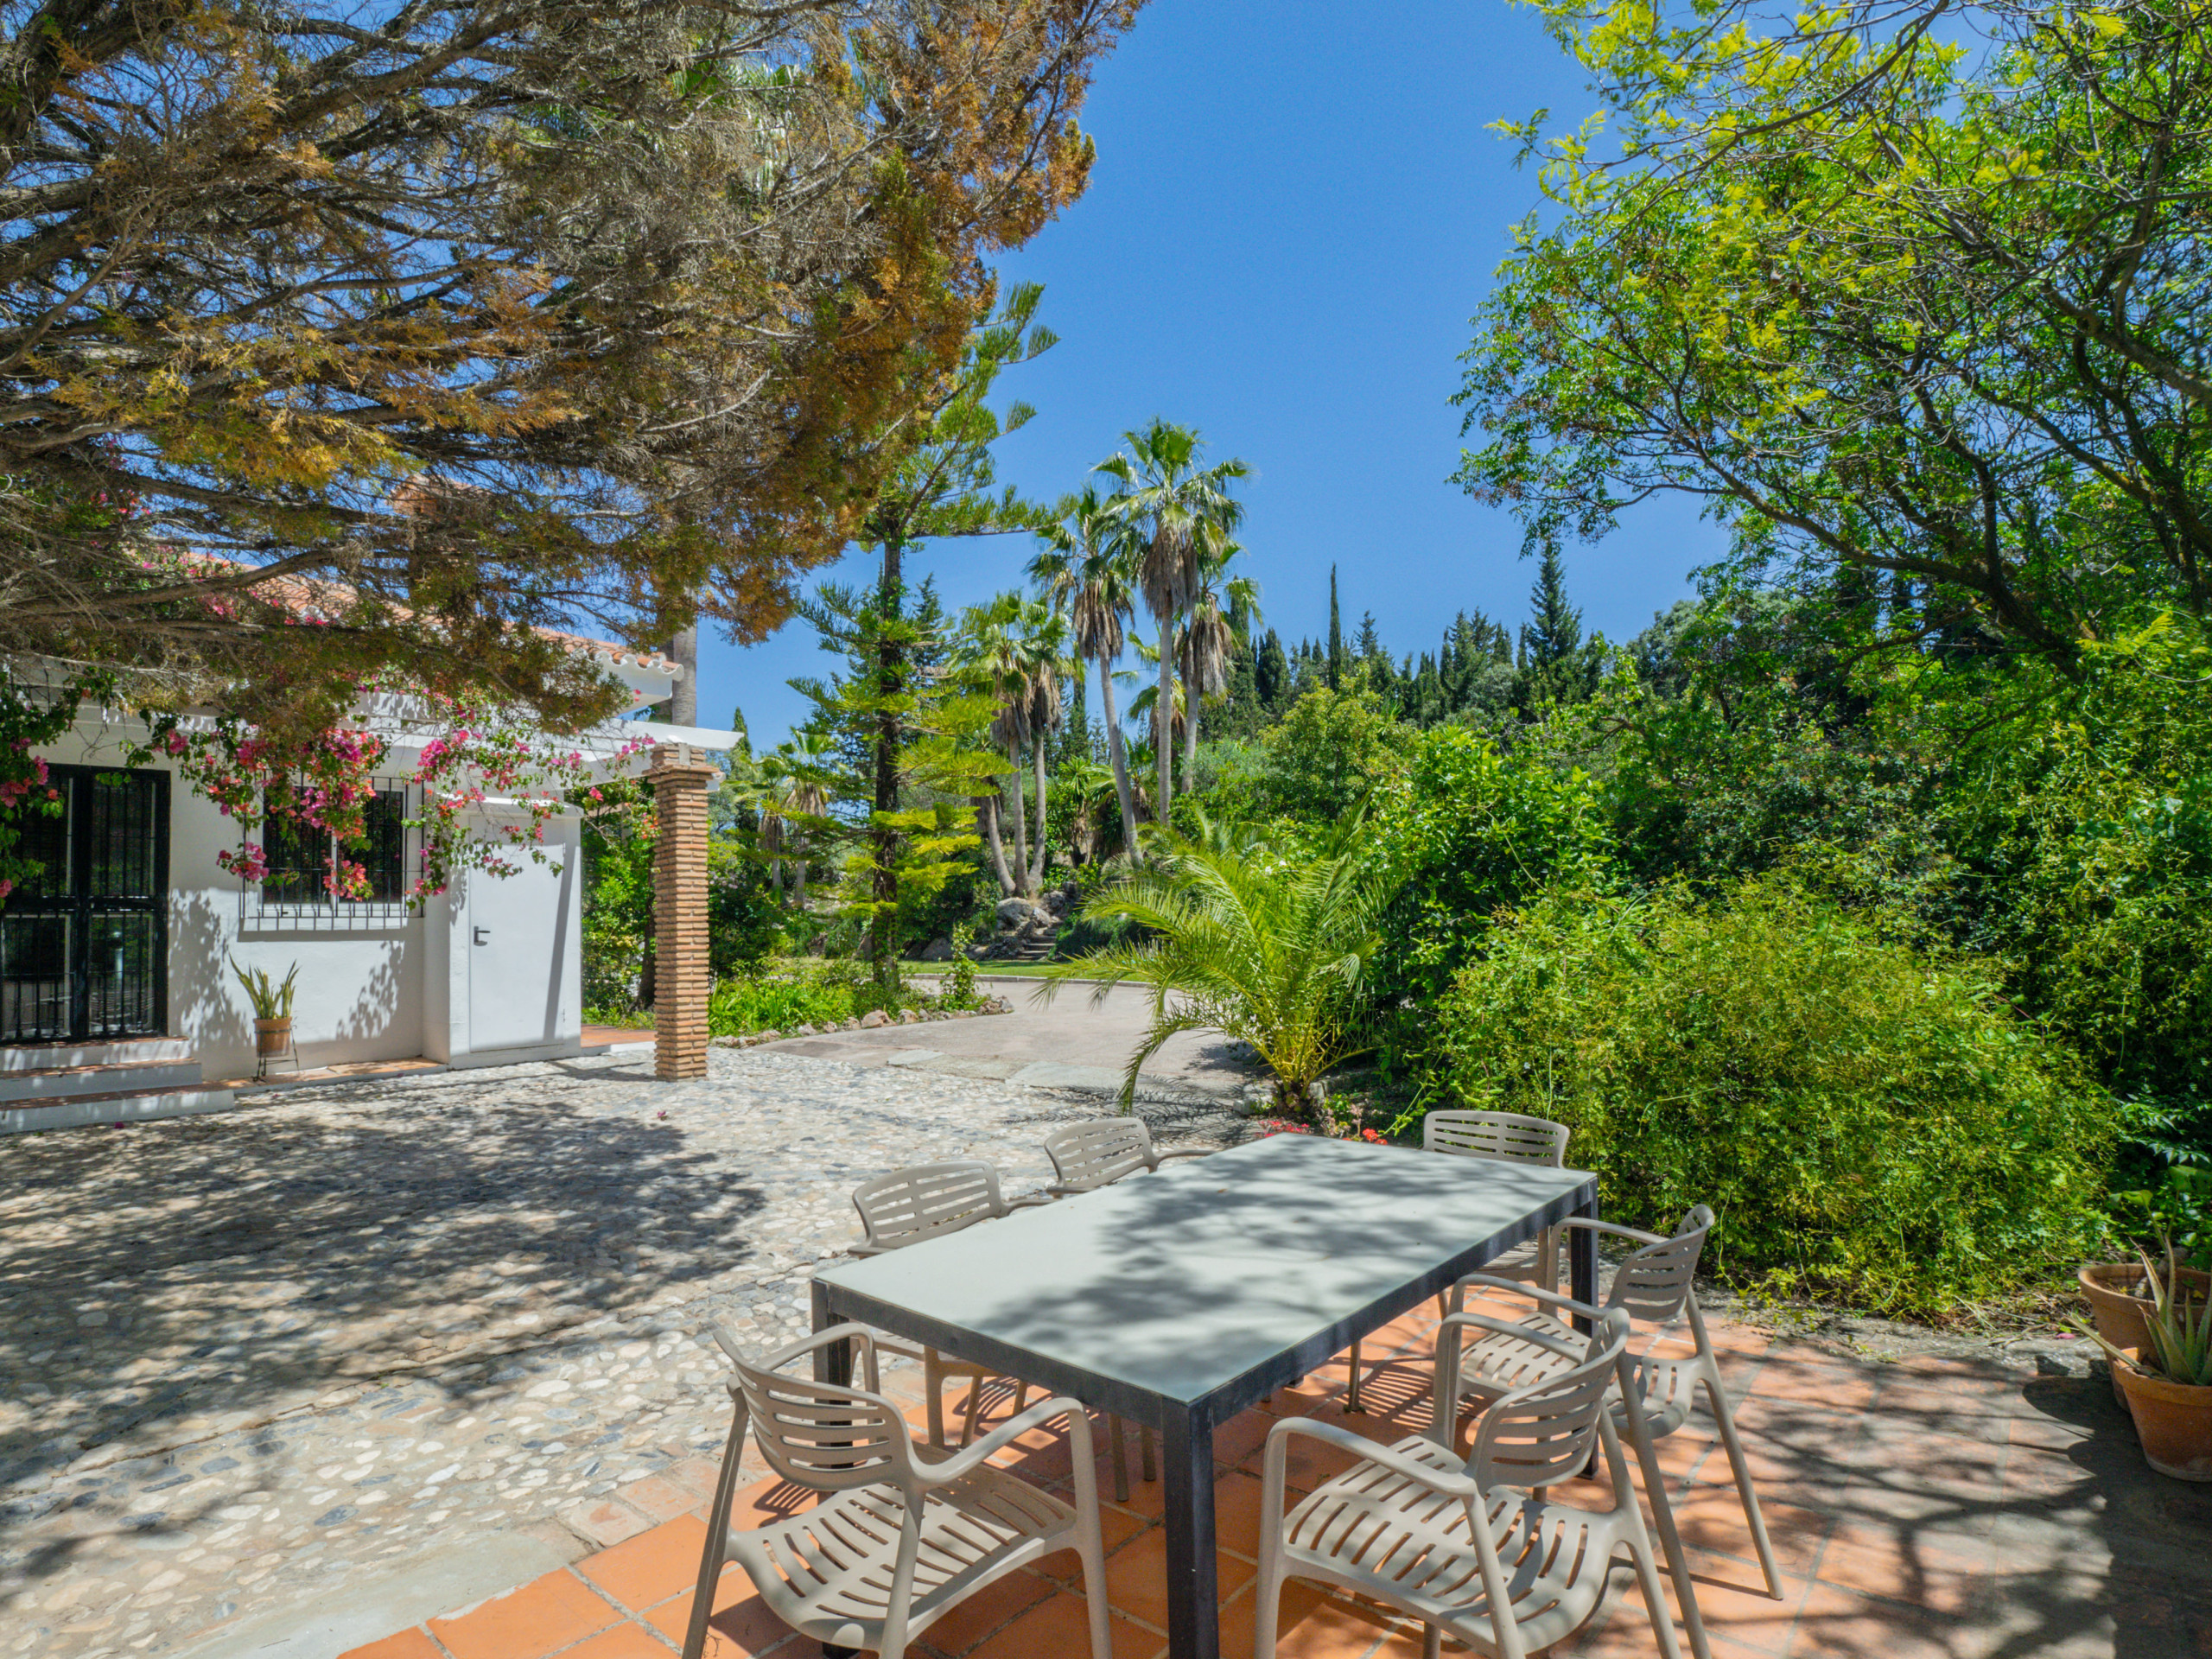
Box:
[810,1142,1599,1659]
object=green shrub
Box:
[1411,872,2113,1315]
[707,958,858,1035]
[1372,725,1613,1007]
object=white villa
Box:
[1,641,736,1132]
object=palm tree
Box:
[1039,810,1393,1115]
[1028,486,1142,857]
[1096,421,1248,834]
[754,734,832,909]
[963,594,1073,898]
[1177,531,1259,779]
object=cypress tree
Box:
[1326,565,1344,690]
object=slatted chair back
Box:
[1605,1205,1713,1327]
[734,1353,916,1496]
[1043,1119,1153,1192]
[1471,1309,1630,1493]
[850,1160,1007,1254]
[1422,1109,1570,1167]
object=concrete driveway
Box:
[756,975,1264,1100]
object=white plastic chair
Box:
[1254,1308,1691,1659]
[1445,1206,1781,1651]
[1040,1116,1211,1196]
[682,1323,1112,1659]
[1344,1108,1570,1412]
[850,1161,1046,1447]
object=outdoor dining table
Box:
[809,1129,1599,1659]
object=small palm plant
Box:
[231,957,299,1021]
[1039,810,1392,1116]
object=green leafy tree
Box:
[790,580,1003,978]
[1454,0,2212,665]
[836,284,1057,978]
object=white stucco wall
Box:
[20,720,581,1078]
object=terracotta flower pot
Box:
[2114,1352,2212,1481]
[254,1016,292,1057]
[2080,1262,2212,1405]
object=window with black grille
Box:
[241,784,411,927]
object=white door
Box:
[466,838,576,1051]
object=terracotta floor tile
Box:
[666,1457,730,1500]
[1218,1575,1339,1658]
[1669,1485,1831,1577]
[1784,1578,1967,1659]
[620,1474,710,1524]
[1621,1552,1808,1656]
[1810,1516,1990,1616]
[558,1624,680,1659]
[1033,1505,1154,1586]
[1215,1470,1268,1560]
[1885,1354,2024,1395]
[429,1568,621,1659]
[335,1629,442,1659]
[907,1563,1055,1655]
[641,1569,794,1658]
[1103,1543,1254,1632]
[1338,1363,1440,1438]
[1212,1408,1278,1470]
[1748,1356,1881,1413]
[961,1591,1160,1659]
[1240,1416,1399,1494]
[721,1475,818,1533]
[579,1516,711,1612]
[1870,1383,2019,1446]
[1257,1588,1403,1659]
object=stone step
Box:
[2,1085,240,1135]
[0,1058,205,1103]
[1,1034,192,1071]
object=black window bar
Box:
[239,782,415,929]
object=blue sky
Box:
[696,0,1722,750]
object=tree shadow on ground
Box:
[0,1062,766,1489]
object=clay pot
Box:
[2114,1352,2212,1481]
[2080,1262,2212,1404]
[253,1016,292,1057]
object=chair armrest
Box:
[1151,1147,1213,1165]
[1261,1416,1478,1499]
[1001,1194,1054,1211]
[1045,1179,1103,1198]
[1436,1310,1583,1363]
[914,1395,1092,1486]
[1450,1275,1602,1327]
[1557,1216,1667,1249]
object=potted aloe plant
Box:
[232,958,299,1071]
[2083,1249,2212,1481]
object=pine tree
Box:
[1354,611,1382,660]
[1522,545,1584,668]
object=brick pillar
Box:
[650,743,718,1081]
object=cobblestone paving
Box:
[0,1049,1249,1659]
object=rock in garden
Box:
[918,937,954,961]
[755,1028,779,1042]
[858,1010,888,1028]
